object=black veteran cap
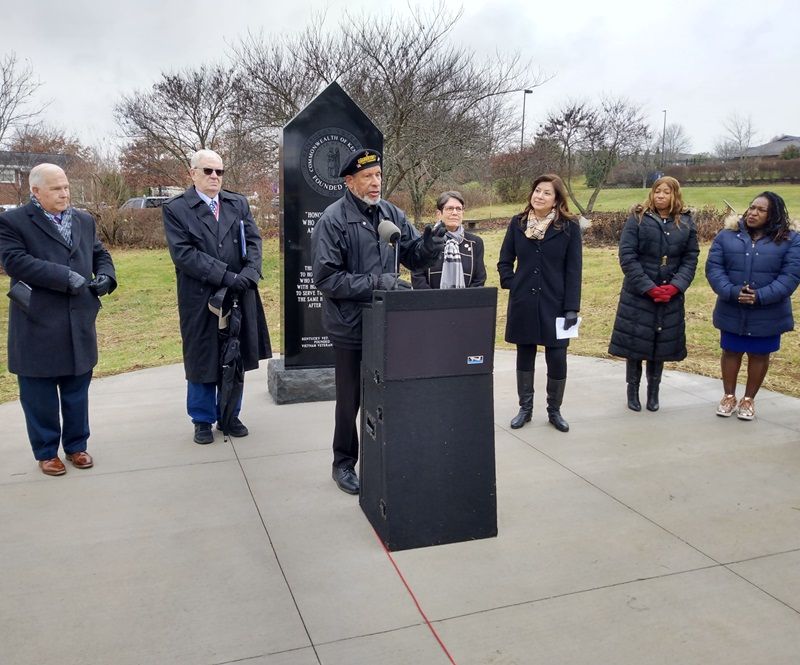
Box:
[339,149,382,177]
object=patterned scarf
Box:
[525,209,556,240]
[31,195,73,245]
[440,225,465,289]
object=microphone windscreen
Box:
[378,219,401,244]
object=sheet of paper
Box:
[555,316,582,339]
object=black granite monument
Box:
[268,82,383,403]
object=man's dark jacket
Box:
[162,187,271,383]
[0,202,116,377]
[312,192,432,349]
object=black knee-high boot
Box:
[646,360,664,412]
[626,359,642,412]
[510,371,534,429]
[546,377,569,432]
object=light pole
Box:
[661,109,667,168]
[520,89,533,150]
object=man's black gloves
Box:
[222,271,251,294]
[421,223,446,260]
[67,270,87,294]
[563,311,579,330]
[89,274,113,297]
[374,273,411,291]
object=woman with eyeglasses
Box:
[411,191,486,289]
[705,191,800,420]
[498,174,582,433]
[608,176,699,412]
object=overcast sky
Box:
[3,0,796,155]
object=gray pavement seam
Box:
[229,438,323,665]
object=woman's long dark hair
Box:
[748,191,791,244]
[519,174,578,229]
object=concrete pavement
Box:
[2,350,800,664]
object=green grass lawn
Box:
[469,183,800,220]
[1,231,798,403]
[0,241,282,403]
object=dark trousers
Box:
[515,344,567,379]
[332,347,362,470]
[17,371,93,461]
[187,381,242,424]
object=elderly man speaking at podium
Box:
[312,149,445,495]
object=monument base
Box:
[267,358,336,404]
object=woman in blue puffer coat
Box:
[705,191,800,420]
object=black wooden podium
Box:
[359,288,498,551]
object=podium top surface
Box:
[371,287,497,311]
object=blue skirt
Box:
[720,331,781,354]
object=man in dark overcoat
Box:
[312,149,444,494]
[0,163,116,476]
[162,149,271,445]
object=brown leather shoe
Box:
[39,458,66,476]
[66,451,93,469]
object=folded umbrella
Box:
[216,294,244,440]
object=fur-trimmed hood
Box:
[723,212,800,231]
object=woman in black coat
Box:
[608,176,699,411]
[498,174,582,432]
[412,191,486,289]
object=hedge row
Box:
[460,206,729,247]
[93,209,279,249]
[90,206,732,250]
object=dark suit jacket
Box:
[0,202,116,377]
[162,186,271,383]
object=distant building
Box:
[0,151,73,206]
[744,135,800,158]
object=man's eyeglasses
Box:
[443,206,464,213]
[199,167,225,176]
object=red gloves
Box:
[661,284,679,299]
[646,285,680,303]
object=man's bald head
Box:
[29,163,66,190]
[29,163,70,214]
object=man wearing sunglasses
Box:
[163,149,272,445]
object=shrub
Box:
[93,208,167,248]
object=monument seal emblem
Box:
[301,128,363,197]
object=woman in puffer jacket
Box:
[705,191,800,420]
[608,177,699,412]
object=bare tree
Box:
[656,123,692,164]
[720,112,756,185]
[115,64,242,180]
[538,100,598,210]
[9,122,87,158]
[0,52,46,147]
[118,136,188,192]
[234,4,545,216]
[539,97,650,213]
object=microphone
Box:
[378,218,402,280]
[378,219,401,244]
